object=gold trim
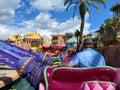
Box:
[19,57,34,76]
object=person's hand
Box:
[51,65,58,68]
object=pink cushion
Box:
[39,83,45,90]
[80,81,117,90]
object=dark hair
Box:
[83,38,93,48]
[67,48,76,56]
[83,38,93,45]
[84,44,93,48]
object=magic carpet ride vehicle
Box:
[0,39,120,90]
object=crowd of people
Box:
[37,38,106,68]
[52,38,106,68]
[23,38,106,88]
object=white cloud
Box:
[0,24,17,38]
[17,0,25,8]
[0,9,14,24]
[0,0,20,24]
[0,0,92,39]
[0,12,91,39]
[30,0,65,11]
[0,0,20,9]
[17,13,90,38]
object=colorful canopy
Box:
[66,37,77,44]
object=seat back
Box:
[42,66,116,90]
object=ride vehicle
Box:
[0,40,120,90]
[39,66,120,90]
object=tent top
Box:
[66,37,77,44]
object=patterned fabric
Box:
[62,55,74,63]
[70,48,106,67]
[26,62,47,88]
[80,81,117,90]
[26,54,53,88]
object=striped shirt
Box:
[70,48,106,67]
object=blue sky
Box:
[0,0,119,38]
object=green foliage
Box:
[104,18,113,26]
[64,0,106,50]
[98,17,120,46]
[64,0,106,18]
[115,9,120,16]
[104,17,120,29]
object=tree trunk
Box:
[77,17,85,51]
[77,3,86,51]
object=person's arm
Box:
[52,53,80,68]
[52,62,72,68]
[58,62,72,67]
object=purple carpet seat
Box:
[40,66,119,90]
[0,40,40,69]
[0,40,42,76]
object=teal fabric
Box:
[11,79,34,90]
[0,78,35,90]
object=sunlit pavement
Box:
[0,64,20,88]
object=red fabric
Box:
[56,45,63,49]
[53,45,63,51]
[42,45,63,53]
[42,46,52,53]
[41,67,116,90]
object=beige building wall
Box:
[51,34,65,46]
[43,38,52,46]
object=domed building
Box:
[23,32,43,53]
[8,32,43,53]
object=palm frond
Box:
[91,4,101,13]
[92,0,106,7]
[86,7,91,18]
[66,3,72,11]
[86,0,91,5]
[66,1,77,11]
[64,0,72,6]
[80,0,84,3]
[73,4,79,18]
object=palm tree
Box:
[75,29,80,52]
[64,0,106,51]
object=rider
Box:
[52,38,106,68]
